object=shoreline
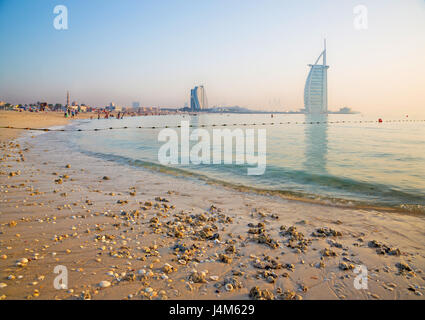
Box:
[0,110,93,143]
[66,132,424,217]
[0,111,424,300]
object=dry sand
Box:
[0,110,93,143]
[0,111,424,300]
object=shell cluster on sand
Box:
[0,138,424,301]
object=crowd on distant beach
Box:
[94,110,125,120]
[63,108,127,120]
[64,108,79,118]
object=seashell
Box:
[98,280,111,288]
[225,283,234,292]
[16,258,28,267]
[137,269,146,275]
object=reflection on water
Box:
[304,114,328,174]
[60,113,425,211]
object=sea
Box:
[37,113,425,214]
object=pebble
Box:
[249,286,274,300]
[16,258,28,267]
[162,263,175,274]
[98,280,111,288]
[339,262,354,271]
[190,271,207,283]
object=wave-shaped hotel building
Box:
[304,41,329,114]
[190,85,208,111]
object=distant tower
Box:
[304,40,329,114]
[66,91,70,108]
[190,85,208,111]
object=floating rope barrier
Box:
[0,119,424,132]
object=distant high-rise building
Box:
[304,40,329,114]
[66,91,70,108]
[132,101,140,109]
[190,85,208,111]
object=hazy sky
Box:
[0,0,424,116]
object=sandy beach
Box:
[0,111,93,143]
[0,111,424,300]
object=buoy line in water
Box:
[0,119,424,132]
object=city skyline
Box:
[0,0,424,116]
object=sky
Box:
[0,0,424,116]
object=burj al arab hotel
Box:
[304,41,329,114]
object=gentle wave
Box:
[51,114,425,215]
[78,149,425,215]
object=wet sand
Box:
[0,112,425,300]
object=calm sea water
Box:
[47,113,425,213]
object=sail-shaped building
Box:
[190,86,208,111]
[304,41,329,114]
